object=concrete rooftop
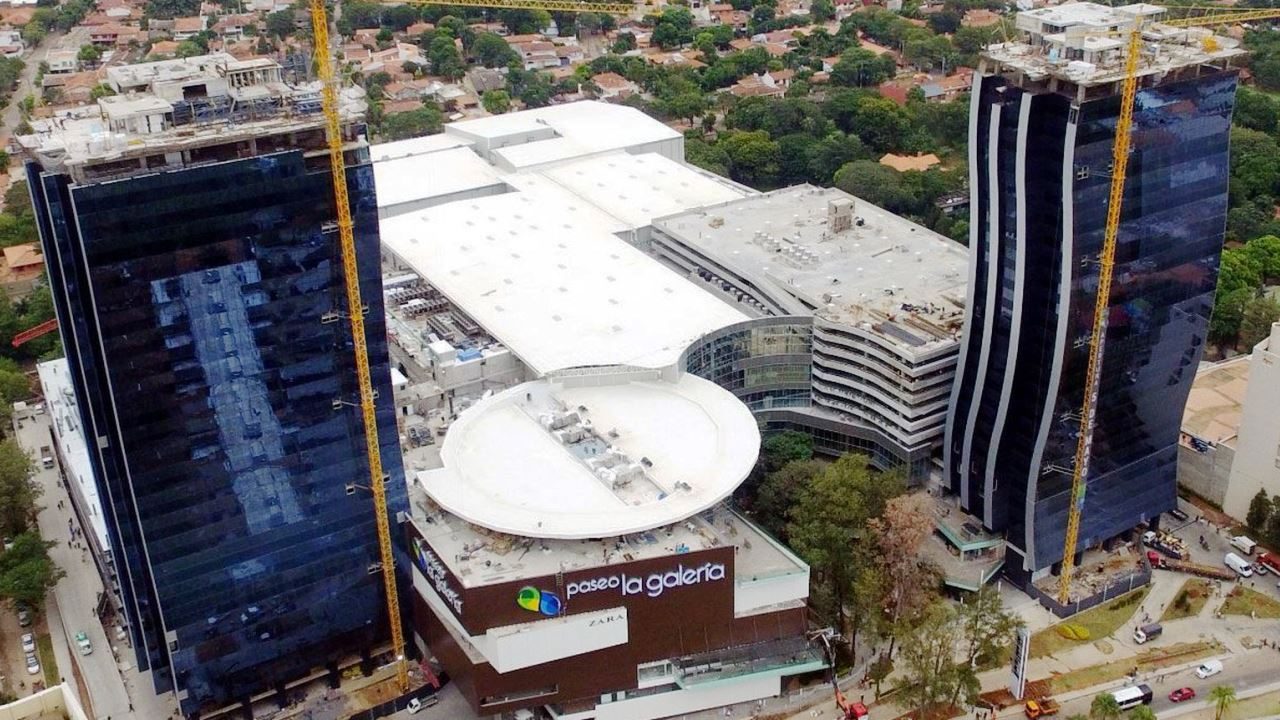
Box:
[1182,356,1249,448]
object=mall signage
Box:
[413,537,464,616]
[566,561,726,600]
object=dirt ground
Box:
[0,602,47,698]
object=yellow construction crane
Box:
[306,0,635,693]
[1057,7,1280,605]
[308,0,411,690]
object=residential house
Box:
[88,23,138,45]
[41,69,103,105]
[213,14,255,41]
[512,40,560,70]
[591,71,637,100]
[46,49,77,73]
[729,72,786,98]
[383,77,435,102]
[147,39,179,58]
[879,152,940,172]
[353,27,381,48]
[728,38,754,52]
[342,44,371,64]
[712,8,750,30]
[920,67,972,101]
[0,7,36,26]
[644,51,705,69]
[961,8,1001,27]
[877,80,911,105]
[468,67,507,93]
[172,15,207,40]
[0,28,22,57]
[0,244,44,300]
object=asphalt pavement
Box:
[17,410,178,720]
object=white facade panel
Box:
[488,607,629,673]
[733,572,809,614]
[592,672,781,720]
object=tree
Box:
[1267,495,1280,549]
[612,32,636,53]
[0,533,64,608]
[428,34,465,79]
[834,160,910,212]
[788,454,901,659]
[760,430,814,473]
[89,83,116,101]
[719,130,781,188]
[77,43,101,64]
[1230,127,1280,207]
[831,47,894,87]
[264,8,293,38]
[482,89,511,114]
[497,8,551,35]
[0,440,38,538]
[1090,693,1121,720]
[871,494,940,657]
[1239,294,1280,350]
[381,105,443,140]
[1130,707,1157,720]
[577,11,601,35]
[753,459,822,540]
[1244,234,1280,281]
[473,32,518,67]
[927,9,962,34]
[958,585,1024,669]
[1210,685,1236,720]
[811,0,835,22]
[1235,87,1279,133]
[1247,488,1272,532]
[144,0,199,19]
[895,602,964,719]
[664,91,705,125]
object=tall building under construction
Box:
[945,3,1241,580]
[19,54,407,716]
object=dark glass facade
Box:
[681,317,814,412]
[946,71,1237,573]
[28,149,407,716]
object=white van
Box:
[1231,536,1257,555]
[1225,552,1253,578]
[1195,659,1224,679]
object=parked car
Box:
[25,653,40,676]
[1169,687,1196,703]
[406,696,438,714]
[74,631,92,656]
[17,606,32,627]
[1196,659,1224,679]
[1169,507,1190,522]
[1255,562,1270,576]
[20,632,35,653]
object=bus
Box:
[1111,685,1153,710]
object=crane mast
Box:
[309,0,410,691]
[1057,7,1280,605]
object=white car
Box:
[20,633,35,654]
[75,631,92,656]
[25,653,40,676]
[406,696,438,714]
[1196,659,1224,679]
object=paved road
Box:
[1049,651,1280,719]
[17,411,179,720]
[18,412,134,719]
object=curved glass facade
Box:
[682,317,814,412]
[950,70,1237,572]
[30,149,407,716]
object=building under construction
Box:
[20,53,408,717]
[945,2,1242,583]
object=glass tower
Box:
[945,68,1238,576]
[28,148,407,716]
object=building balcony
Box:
[673,636,827,688]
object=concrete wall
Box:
[0,684,90,720]
[1224,322,1280,520]
[1177,441,1234,508]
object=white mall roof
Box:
[380,189,747,375]
[444,101,682,171]
[373,145,505,210]
[536,153,746,230]
[420,370,760,539]
[369,133,471,162]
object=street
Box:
[16,410,178,720]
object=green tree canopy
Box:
[482,89,510,114]
[381,105,443,140]
[0,439,39,539]
[0,533,64,609]
[1248,488,1272,532]
[473,31,518,68]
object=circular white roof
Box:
[420,369,760,539]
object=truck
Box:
[1024,698,1061,719]
[1142,530,1187,560]
[39,446,53,469]
[1231,536,1258,556]
[1258,552,1280,574]
[1146,551,1236,580]
[1225,552,1254,577]
[1133,623,1163,644]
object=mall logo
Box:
[566,561,726,600]
[517,586,562,616]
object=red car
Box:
[1170,687,1196,703]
